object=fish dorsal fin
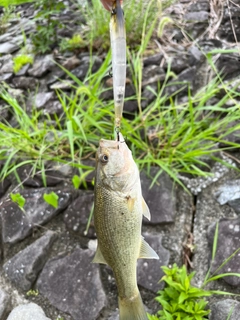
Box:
[139,237,159,260]
[142,197,151,220]
[92,246,108,265]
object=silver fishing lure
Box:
[110,0,126,131]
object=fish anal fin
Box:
[142,197,151,220]
[92,246,108,265]
[139,237,159,260]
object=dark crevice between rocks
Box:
[183,193,197,271]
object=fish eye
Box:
[100,154,109,164]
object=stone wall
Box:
[0,1,240,319]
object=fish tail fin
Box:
[119,291,148,320]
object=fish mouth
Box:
[99,133,125,149]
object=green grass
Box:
[1,48,240,186]
[78,0,171,51]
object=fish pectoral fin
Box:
[142,197,151,220]
[139,237,159,260]
[92,246,108,265]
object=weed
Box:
[60,34,86,53]
[1,48,240,186]
[43,191,59,208]
[13,54,33,74]
[26,289,39,296]
[78,0,166,51]
[31,0,65,53]
[148,223,240,320]
[10,192,25,210]
[148,264,211,320]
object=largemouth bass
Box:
[93,133,159,320]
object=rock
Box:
[62,55,81,70]
[15,63,31,76]
[37,248,107,320]
[27,92,55,110]
[142,65,165,86]
[50,80,74,90]
[6,303,51,320]
[208,218,240,287]
[141,168,177,224]
[137,234,170,292]
[0,57,13,73]
[143,54,163,67]
[0,73,13,81]
[42,100,63,116]
[0,288,10,319]
[63,191,95,237]
[0,42,19,54]
[45,68,65,85]
[3,231,57,291]
[215,180,240,213]
[184,11,209,22]
[71,55,102,81]
[28,55,55,77]
[0,178,11,198]
[0,188,73,244]
[192,171,238,288]
[209,299,240,320]
[12,76,39,90]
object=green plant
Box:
[13,54,33,74]
[78,0,167,51]
[31,0,65,53]
[10,192,25,210]
[0,5,15,34]
[43,191,59,208]
[148,223,240,320]
[148,264,211,320]
[60,34,86,53]
[26,289,39,296]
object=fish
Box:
[93,133,159,320]
[110,0,126,129]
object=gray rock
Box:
[192,171,238,288]
[0,288,10,319]
[0,58,13,73]
[50,80,74,90]
[0,73,13,81]
[27,92,55,110]
[0,188,73,244]
[6,303,51,320]
[37,248,107,320]
[63,191,95,237]
[208,218,240,287]
[215,180,240,213]
[12,76,39,90]
[0,42,19,54]
[143,54,163,67]
[209,299,240,320]
[3,231,57,291]
[42,100,63,116]
[184,11,209,22]
[137,234,170,292]
[0,178,11,198]
[28,55,55,77]
[45,68,65,85]
[15,63,31,76]
[141,168,176,224]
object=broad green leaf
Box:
[43,192,59,209]
[10,193,25,210]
